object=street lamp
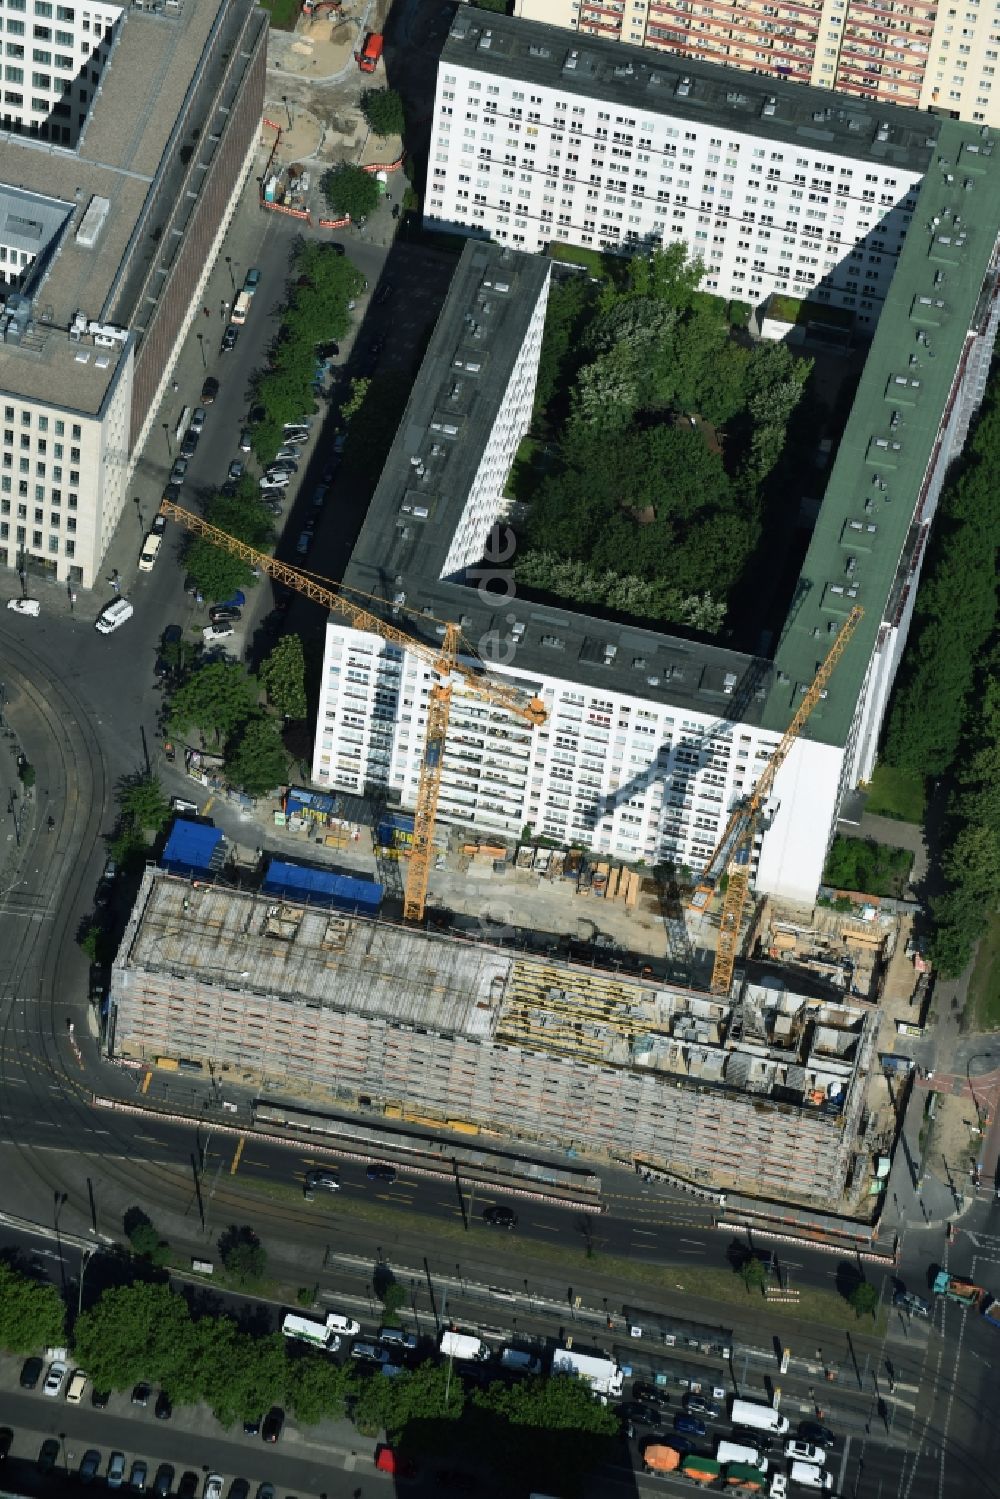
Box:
[197,333,206,368]
[162,422,172,457]
[282,94,292,129]
[225,255,236,294]
[78,1245,97,1318]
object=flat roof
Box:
[766,118,1000,740]
[442,11,938,176]
[0,0,264,416]
[343,241,776,727]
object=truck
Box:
[643,1444,681,1474]
[682,1456,722,1485]
[440,1330,490,1362]
[731,1399,789,1436]
[718,1442,767,1472]
[357,30,383,71]
[550,1346,624,1400]
[231,290,252,326]
[281,1313,339,1350]
[726,1463,767,1491]
[932,1271,986,1307]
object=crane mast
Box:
[158,501,546,923]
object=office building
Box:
[0,0,267,589]
[513,0,1000,129]
[109,867,878,1204]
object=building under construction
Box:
[109,869,877,1204]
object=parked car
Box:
[203,624,234,644]
[210,605,241,624]
[129,1458,148,1493]
[255,1485,275,1499]
[201,376,219,404]
[107,1451,127,1489]
[228,1481,250,1499]
[43,1360,67,1397]
[92,1388,110,1409]
[190,406,207,432]
[684,1393,721,1418]
[178,1473,199,1499]
[19,1356,43,1389]
[153,1465,175,1498]
[155,1390,172,1420]
[79,1449,102,1484]
[38,1438,60,1472]
[227,460,245,482]
[785,1442,825,1465]
[168,457,188,485]
[180,428,200,459]
[7,596,40,615]
[378,1326,418,1350]
[673,1413,706,1437]
[162,483,181,505]
[482,1205,518,1229]
[244,267,261,292]
[66,1369,88,1403]
[278,431,309,447]
[295,530,312,555]
[310,484,329,510]
[239,429,252,452]
[260,472,290,490]
[283,418,311,432]
[367,1163,397,1183]
[351,1342,392,1365]
[131,1381,151,1406]
[375,281,394,305]
[203,1477,223,1499]
[151,513,166,535]
[0,1428,12,1462]
[771,1476,789,1499]
[262,1407,284,1443]
[220,323,239,352]
[243,1416,261,1438]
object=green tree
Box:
[259,635,307,719]
[341,376,370,424]
[377,1281,407,1326]
[0,1261,65,1353]
[17,760,35,789]
[224,715,287,799]
[321,163,380,221]
[203,1328,286,1427]
[118,773,170,834]
[352,1359,464,1438]
[73,1283,197,1392]
[168,661,260,746]
[741,1257,768,1295]
[360,87,404,137]
[620,242,706,310]
[219,1226,268,1288]
[183,538,256,602]
[126,1219,170,1269]
[472,1375,619,1495]
[287,1353,353,1425]
[847,1281,879,1319]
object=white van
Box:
[732,1398,790,1435]
[95,598,134,634]
[325,1312,361,1337]
[718,1442,767,1472]
[138,532,162,572]
[790,1464,833,1490]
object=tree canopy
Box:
[223,715,288,799]
[321,163,380,221]
[117,773,171,835]
[259,634,308,719]
[360,87,404,138]
[168,660,260,746]
[517,246,811,632]
[0,1262,65,1353]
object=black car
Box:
[631,1381,670,1409]
[229,1480,250,1499]
[659,1435,694,1457]
[177,1473,199,1499]
[79,1449,102,1484]
[131,1381,151,1406]
[201,376,219,405]
[20,1355,43,1389]
[91,1388,111,1409]
[153,1465,175,1498]
[243,1416,261,1437]
[366,1163,397,1183]
[37,1438,60,1472]
[180,429,200,459]
[374,282,394,306]
[161,482,181,505]
[262,1407,284,1443]
[482,1205,518,1229]
[618,1401,660,1426]
[155,1390,172,1420]
[798,1421,835,1448]
[210,606,242,624]
[684,1393,721,1418]
[221,324,239,353]
[0,1428,11,1462]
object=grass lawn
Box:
[238,1173,884,1335]
[260,0,301,30]
[969,911,1000,1030]
[865,764,927,823]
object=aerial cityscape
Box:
[0,0,997,1492]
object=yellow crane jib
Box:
[158,501,547,923]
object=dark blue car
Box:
[674,1413,707,1437]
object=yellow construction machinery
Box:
[158,499,547,923]
[689,605,863,997]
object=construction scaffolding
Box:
[109,869,877,1204]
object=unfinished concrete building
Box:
[109,869,877,1204]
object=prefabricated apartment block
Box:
[0,0,267,588]
[311,145,1000,903]
[109,868,877,1202]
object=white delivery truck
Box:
[718,1441,768,1472]
[281,1313,339,1351]
[550,1347,624,1400]
[440,1330,490,1362]
[790,1464,833,1490]
[732,1398,790,1435]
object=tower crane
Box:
[158,499,547,923]
[689,605,863,997]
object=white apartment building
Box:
[513,0,1000,131]
[0,0,268,589]
[425,14,932,328]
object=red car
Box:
[374,1446,417,1480]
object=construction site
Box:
[108,866,882,1207]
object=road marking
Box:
[202,796,214,815]
[230,1135,245,1175]
[141,1069,152,1095]
[632,1229,657,1238]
